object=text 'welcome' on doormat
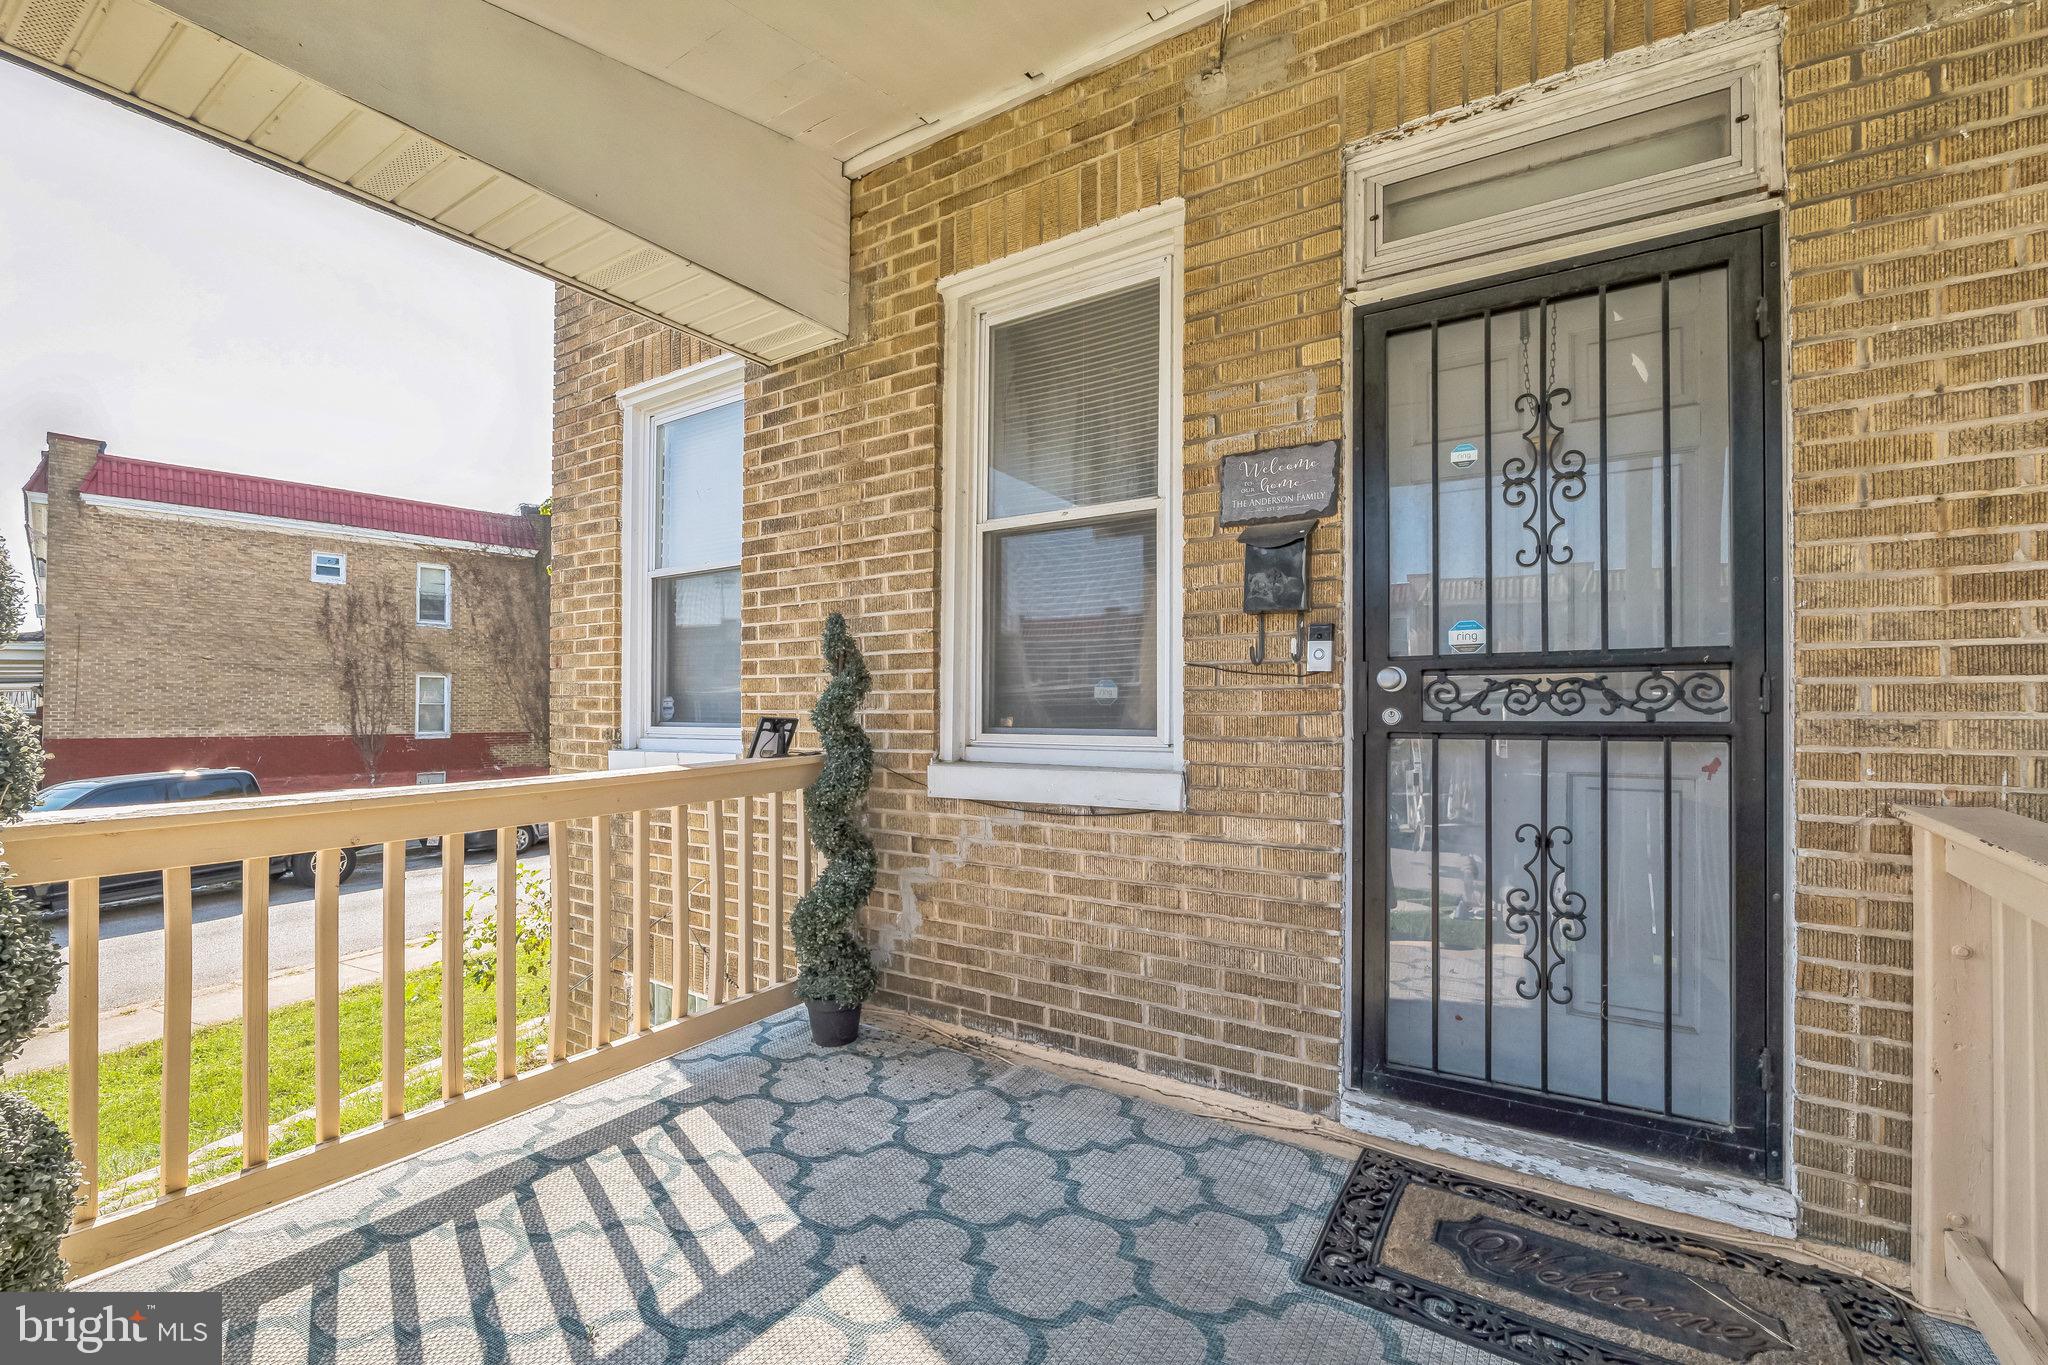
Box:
[1300,1151,1929,1365]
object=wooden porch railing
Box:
[1901,805,2048,1365]
[1,755,820,1277]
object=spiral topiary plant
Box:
[0,537,71,1289]
[790,613,877,1031]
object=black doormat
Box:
[1300,1151,1928,1365]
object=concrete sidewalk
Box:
[7,939,438,1076]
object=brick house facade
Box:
[549,0,2048,1265]
[33,433,548,793]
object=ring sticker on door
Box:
[1448,619,1486,653]
[1448,440,1478,470]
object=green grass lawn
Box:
[2,954,551,1194]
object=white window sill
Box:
[926,759,1184,812]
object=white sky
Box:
[0,60,553,628]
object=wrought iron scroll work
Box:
[1504,385,1587,568]
[1422,670,1728,722]
[1503,823,1584,1004]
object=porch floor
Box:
[90,1010,1991,1365]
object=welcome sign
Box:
[1218,441,1339,526]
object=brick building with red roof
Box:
[25,434,548,793]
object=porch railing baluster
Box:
[441,835,464,1099]
[768,792,785,985]
[668,805,688,1016]
[797,792,812,898]
[547,821,569,1063]
[738,795,756,995]
[590,814,613,1047]
[707,798,726,1006]
[496,829,518,1080]
[161,866,193,1196]
[68,876,99,1223]
[382,839,407,1119]
[630,809,650,1035]
[314,848,342,1143]
[240,859,269,1168]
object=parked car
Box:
[23,768,361,908]
[419,825,548,856]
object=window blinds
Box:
[987,281,1160,519]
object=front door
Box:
[1354,225,1781,1177]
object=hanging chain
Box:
[1546,297,1559,394]
[1518,308,1532,399]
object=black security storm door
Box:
[1354,225,1782,1177]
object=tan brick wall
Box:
[40,433,547,788]
[550,0,2048,1259]
[1778,0,2048,1256]
[547,293,752,1038]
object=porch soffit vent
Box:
[0,0,846,364]
[354,135,448,202]
[10,0,86,60]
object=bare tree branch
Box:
[317,583,411,785]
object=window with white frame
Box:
[932,201,1184,812]
[311,551,346,584]
[1343,12,1782,289]
[415,673,450,739]
[616,354,745,755]
[416,563,451,626]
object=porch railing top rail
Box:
[2,754,822,882]
[1896,804,2048,928]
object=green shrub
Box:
[0,1092,75,1291]
[424,861,553,990]
[0,886,58,1070]
[790,613,878,1008]
[0,536,70,1288]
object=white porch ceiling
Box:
[0,0,1229,362]
[482,0,1229,173]
[0,0,849,361]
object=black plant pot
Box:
[806,1000,861,1048]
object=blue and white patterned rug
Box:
[90,1010,1991,1364]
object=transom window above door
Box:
[616,354,745,757]
[1343,12,1782,292]
[933,200,1184,812]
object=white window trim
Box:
[414,673,451,740]
[1343,11,1783,299]
[932,199,1186,813]
[616,353,747,757]
[416,562,452,627]
[311,551,346,584]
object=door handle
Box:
[1374,666,1408,692]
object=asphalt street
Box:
[40,844,550,1026]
